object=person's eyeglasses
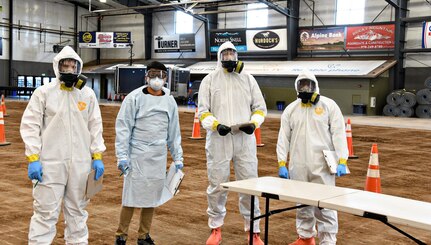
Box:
[147,70,167,79]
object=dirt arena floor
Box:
[1,100,430,245]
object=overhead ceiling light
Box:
[99,0,107,3]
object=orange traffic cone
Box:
[346,118,358,159]
[188,108,204,140]
[255,127,264,147]
[365,144,381,193]
[0,111,11,146]
[1,95,9,117]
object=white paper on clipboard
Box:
[159,162,185,205]
[85,170,103,199]
[166,161,185,196]
[230,123,255,133]
[323,150,350,175]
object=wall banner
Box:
[154,34,196,53]
[246,28,287,51]
[422,21,431,48]
[345,24,395,50]
[298,27,345,51]
[209,31,247,52]
[79,32,132,48]
[187,60,386,76]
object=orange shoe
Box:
[247,232,264,245]
[206,227,222,245]
[288,237,315,245]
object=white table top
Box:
[221,176,431,231]
[220,176,359,206]
[320,191,431,231]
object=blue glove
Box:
[118,160,130,176]
[336,164,347,177]
[28,161,43,182]
[175,161,184,172]
[92,160,104,180]
[278,166,289,179]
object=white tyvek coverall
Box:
[20,46,106,245]
[115,85,183,207]
[276,71,348,245]
[198,41,267,232]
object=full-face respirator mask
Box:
[297,79,320,105]
[220,48,244,74]
[58,58,87,90]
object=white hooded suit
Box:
[20,46,106,244]
[276,71,348,244]
[198,41,267,232]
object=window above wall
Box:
[247,3,268,28]
[176,11,193,34]
[336,0,365,25]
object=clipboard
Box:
[323,150,350,175]
[166,162,185,196]
[230,122,255,133]
[85,169,103,199]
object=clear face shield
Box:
[220,48,238,62]
[59,58,81,74]
[297,79,316,93]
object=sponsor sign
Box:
[246,29,287,51]
[179,34,196,52]
[422,21,431,48]
[114,32,132,45]
[97,32,114,48]
[154,34,195,53]
[79,32,131,48]
[298,27,345,51]
[209,31,247,52]
[346,24,395,50]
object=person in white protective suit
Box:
[276,70,349,245]
[198,41,267,245]
[20,45,106,245]
[114,61,184,245]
